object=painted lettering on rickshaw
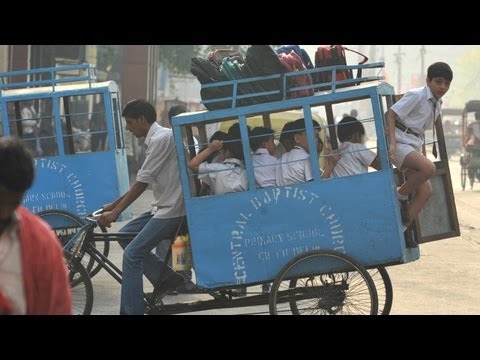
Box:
[249,186,319,210]
[66,173,87,216]
[35,158,67,173]
[24,191,67,202]
[243,227,323,247]
[22,159,87,216]
[23,193,69,213]
[230,187,345,280]
[230,212,252,285]
[320,204,345,253]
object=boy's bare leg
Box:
[407,180,432,223]
[398,151,435,196]
[398,152,435,228]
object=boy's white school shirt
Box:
[198,158,247,195]
[331,141,376,178]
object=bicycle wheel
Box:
[468,167,475,189]
[64,251,93,315]
[461,162,467,191]
[270,250,378,315]
[37,209,109,279]
[368,266,393,315]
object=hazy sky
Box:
[301,45,478,109]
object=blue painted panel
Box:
[187,172,419,289]
[22,151,130,219]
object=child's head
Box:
[337,116,365,144]
[291,118,322,154]
[223,123,250,161]
[427,62,453,82]
[250,127,276,155]
[168,104,187,126]
[204,131,227,163]
[227,123,252,137]
[210,131,228,142]
[426,62,452,99]
[279,121,296,152]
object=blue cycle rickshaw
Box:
[0,64,131,220]
[460,100,480,190]
[0,64,132,286]
[167,60,460,314]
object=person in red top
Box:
[0,137,72,315]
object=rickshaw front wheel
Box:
[37,209,109,279]
[64,250,93,315]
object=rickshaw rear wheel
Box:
[287,266,391,315]
[269,250,378,315]
[367,266,393,315]
[37,209,109,279]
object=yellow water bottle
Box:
[183,234,192,271]
[172,236,187,271]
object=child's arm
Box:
[321,151,341,179]
[385,109,397,162]
[370,155,381,170]
[369,141,382,171]
[187,140,223,173]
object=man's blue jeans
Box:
[117,211,183,315]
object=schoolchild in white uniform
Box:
[276,118,336,186]
[331,116,380,178]
[250,127,278,188]
[386,62,453,242]
[188,124,247,195]
[274,121,296,159]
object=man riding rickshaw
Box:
[460,102,480,189]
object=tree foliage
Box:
[158,45,203,75]
[158,45,250,74]
[449,46,480,108]
[97,45,121,71]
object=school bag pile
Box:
[190,45,368,111]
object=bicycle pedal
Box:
[144,292,165,307]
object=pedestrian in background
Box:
[0,137,72,315]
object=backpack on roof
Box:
[220,56,261,107]
[276,45,314,70]
[207,49,240,68]
[190,56,232,110]
[313,45,368,91]
[245,45,285,103]
[277,51,314,99]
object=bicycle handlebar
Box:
[85,208,104,222]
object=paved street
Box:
[89,153,480,315]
